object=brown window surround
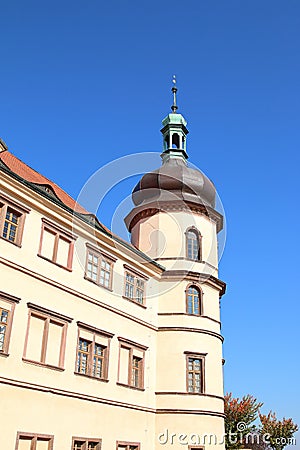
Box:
[85,243,117,290]
[72,437,102,450]
[0,194,30,247]
[38,218,77,271]
[184,351,207,394]
[0,291,20,357]
[116,441,140,450]
[75,322,114,381]
[23,303,73,371]
[186,284,203,316]
[117,337,147,391]
[15,432,54,450]
[123,264,148,307]
[185,227,202,261]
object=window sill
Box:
[186,391,205,395]
[186,312,202,317]
[0,351,9,358]
[74,372,109,382]
[0,236,22,248]
[185,257,202,262]
[116,382,145,392]
[122,296,147,309]
[22,358,65,371]
[84,275,113,292]
[37,254,72,272]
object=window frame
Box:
[15,432,54,450]
[123,265,148,307]
[185,284,203,316]
[23,303,72,370]
[85,243,116,291]
[38,218,77,271]
[0,291,20,356]
[185,351,206,394]
[116,441,140,450]
[0,194,30,247]
[71,437,102,450]
[75,322,114,381]
[185,227,202,261]
[117,337,148,391]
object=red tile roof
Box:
[0,150,89,215]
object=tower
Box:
[125,80,226,448]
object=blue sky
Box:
[1,0,300,435]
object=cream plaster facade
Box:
[0,103,226,450]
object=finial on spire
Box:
[171,75,178,113]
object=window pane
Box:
[99,257,111,288]
[73,441,85,450]
[0,308,9,352]
[188,357,203,393]
[36,439,51,450]
[41,229,56,260]
[56,236,70,267]
[86,251,100,283]
[119,346,130,384]
[77,338,90,374]
[93,343,105,378]
[45,321,63,366]
[17,437,32,450]
[3,208,20,243]
[25,315,45,362]
[187,230,199,260]
[187,286,200,315]
[88,443,99,450]
[132,356,142,387]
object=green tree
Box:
[259,411,298,450]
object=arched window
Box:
[171,133,180,149]
[186,285,202,315]
[186,228,201,261]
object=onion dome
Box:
[132,157,216,208]
[132,76,216,209]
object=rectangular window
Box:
[132,355,143,388]
[117,338,147,390]
[38,218,77,270]
[85,245,115,290]
[75,323,113,380]
[124,267,147,306]
[117,442,140,450]
[0,291,19,355]
[0,195,29,246]
[23,304,72,369]
[72,437,101,450]
[0,307,9,351]
[15,433,54,450]
[186,353,205,394]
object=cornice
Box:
[158,327,224,342]
[161,270,226,297]
[27,302,73,323]
[125,200,223,233]
[0,376,225,417]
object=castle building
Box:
[0,84,226,450]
